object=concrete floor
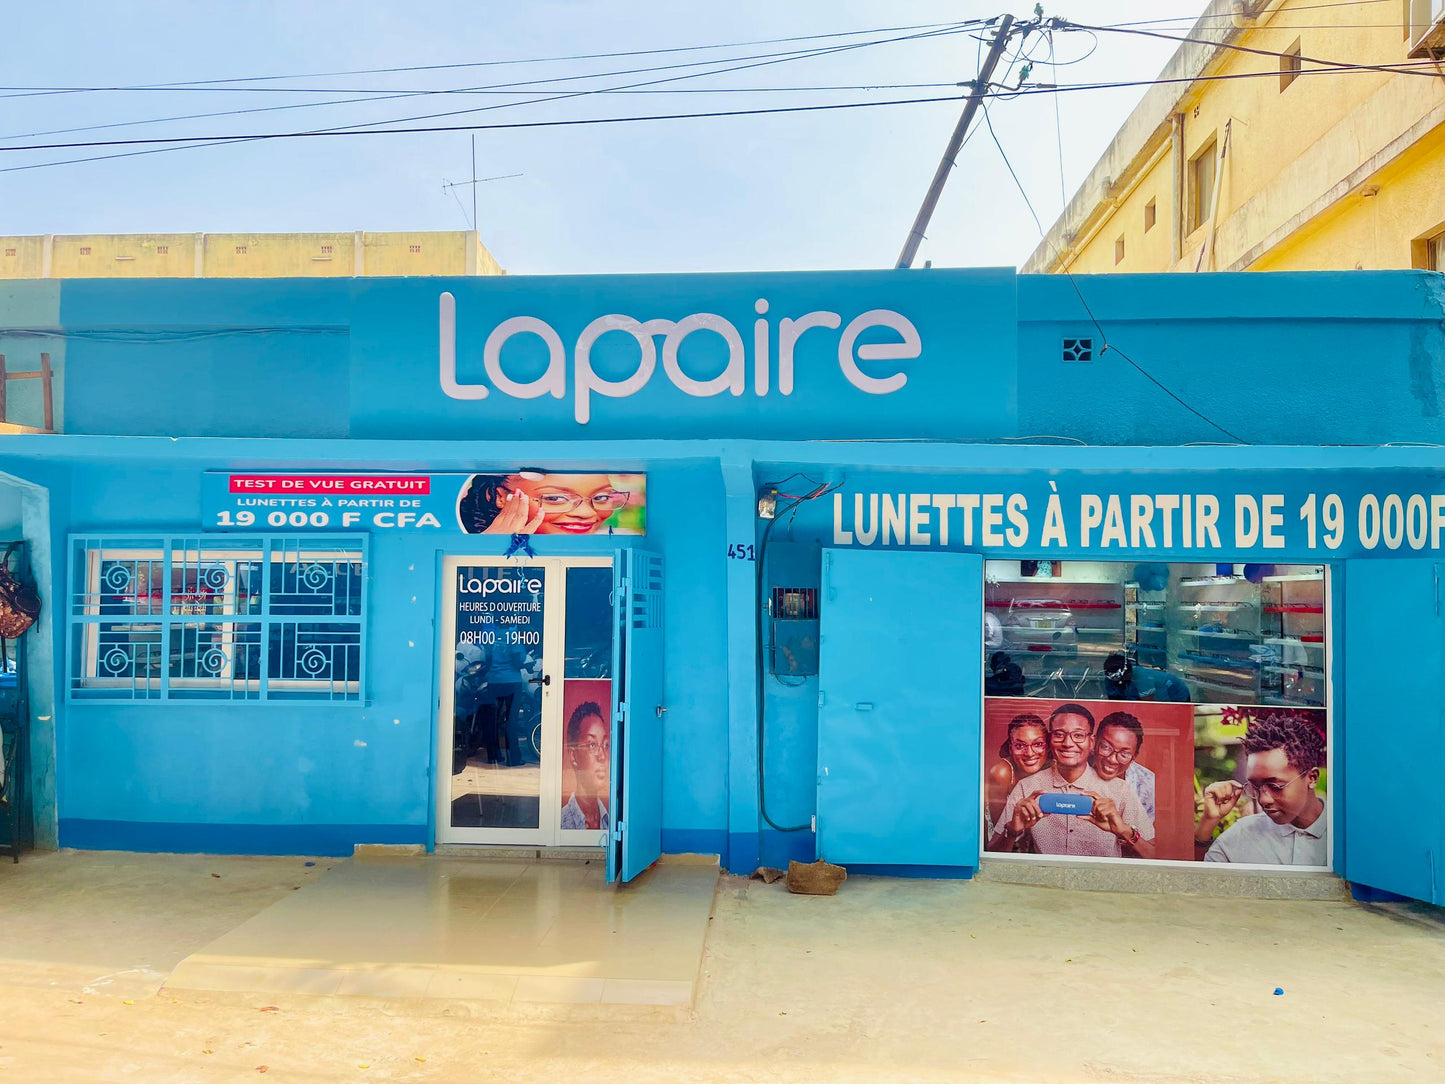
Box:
[1,850,1443,1083]
[166,854,717,1006]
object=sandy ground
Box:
[1,850,1443,1083]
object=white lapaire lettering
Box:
[438,292,921,423]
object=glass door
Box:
[436,556,613,847]
[556,563,617,847]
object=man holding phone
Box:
[989,703,1155,858]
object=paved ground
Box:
[1,850,1443,1083]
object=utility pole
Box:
[895,14,1016,270]
[470,135,478,231]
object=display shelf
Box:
[1264,604,1324,614]
[1176,602,1254,612]
[1262,636,1325,647]
[1264,664,1325,678]
[1260,572,1324,583]
[1263,694,1326,708]
[985,601,1121,610]
[1178,672,1260,695]
[1177,628,1256,641]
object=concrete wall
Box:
[0,232,505,279]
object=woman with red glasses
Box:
[986,713,1051,847]
[458,471,635,536]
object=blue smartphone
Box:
[1038,792,1094,816]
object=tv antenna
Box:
[442,134,522,230]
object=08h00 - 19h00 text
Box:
[832,489,1445,553]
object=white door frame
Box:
[436,554,612,847]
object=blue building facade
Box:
[1,268,1442,902]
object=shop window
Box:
[1280,39,1302,91]
[1144,199,1156,233]
[67,535,366,702]
[983,559,1330,869]
[1188,137,1217,234]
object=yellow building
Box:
[1025,0,1445,275]
[0,230,504,279]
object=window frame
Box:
[1188,136,1219,236]
[1280,38,1302,92]
[67,533,368,704]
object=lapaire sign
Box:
[437,291,922,424]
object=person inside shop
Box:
[985,713,1052,843]
[1196,713,1327,865]
[989,702,1155,859]
[1103,653,1190,704]
[560,701,611,831]
[458,471,633,535]
[1090,710,1156,822]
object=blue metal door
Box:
[1343,559,1443,903]
[608,549,665,883]
[816,549,984,868]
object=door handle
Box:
[855,701,874,711]
[528,674,552,687]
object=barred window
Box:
[68,535,366,702]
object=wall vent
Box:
[1062,337,1094,363]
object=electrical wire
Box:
[3,21,1437,175]
[979,101,1249,446]
[0,20,985,99]
[0,23,976,176]
[756,480,841,834]
[0,24,977,144]
[1055,18,1445,81]
[1103,0,1394,27]
[0,92,980,172]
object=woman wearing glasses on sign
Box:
[1195,713,1327,865]
[560,701,610,831]
[985,713,1052,846]
[458,472,637,535]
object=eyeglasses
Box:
[536,491,630,515]
[1010,739,1047,755]
[1049,731,1091,747]
[572,739,610,759]
[1242,771,1309,800]
[1095,739,1136,764]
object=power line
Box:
[1056,18,1445,81]
[3,30,1438,175]
[6,52,1441,160]
[0,25,977,143]
[0,92,977,174]
[0,19,984,100]
[1104,0,1395,26]
[978,101,1248,445]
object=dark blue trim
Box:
[662,828,728,863]
[59,819,425,856]
[843,864,976,880]
[1349,882,1415,903]
[760,828,816,870]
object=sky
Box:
[0,1,1211,275]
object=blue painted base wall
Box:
[61,819,425,856]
